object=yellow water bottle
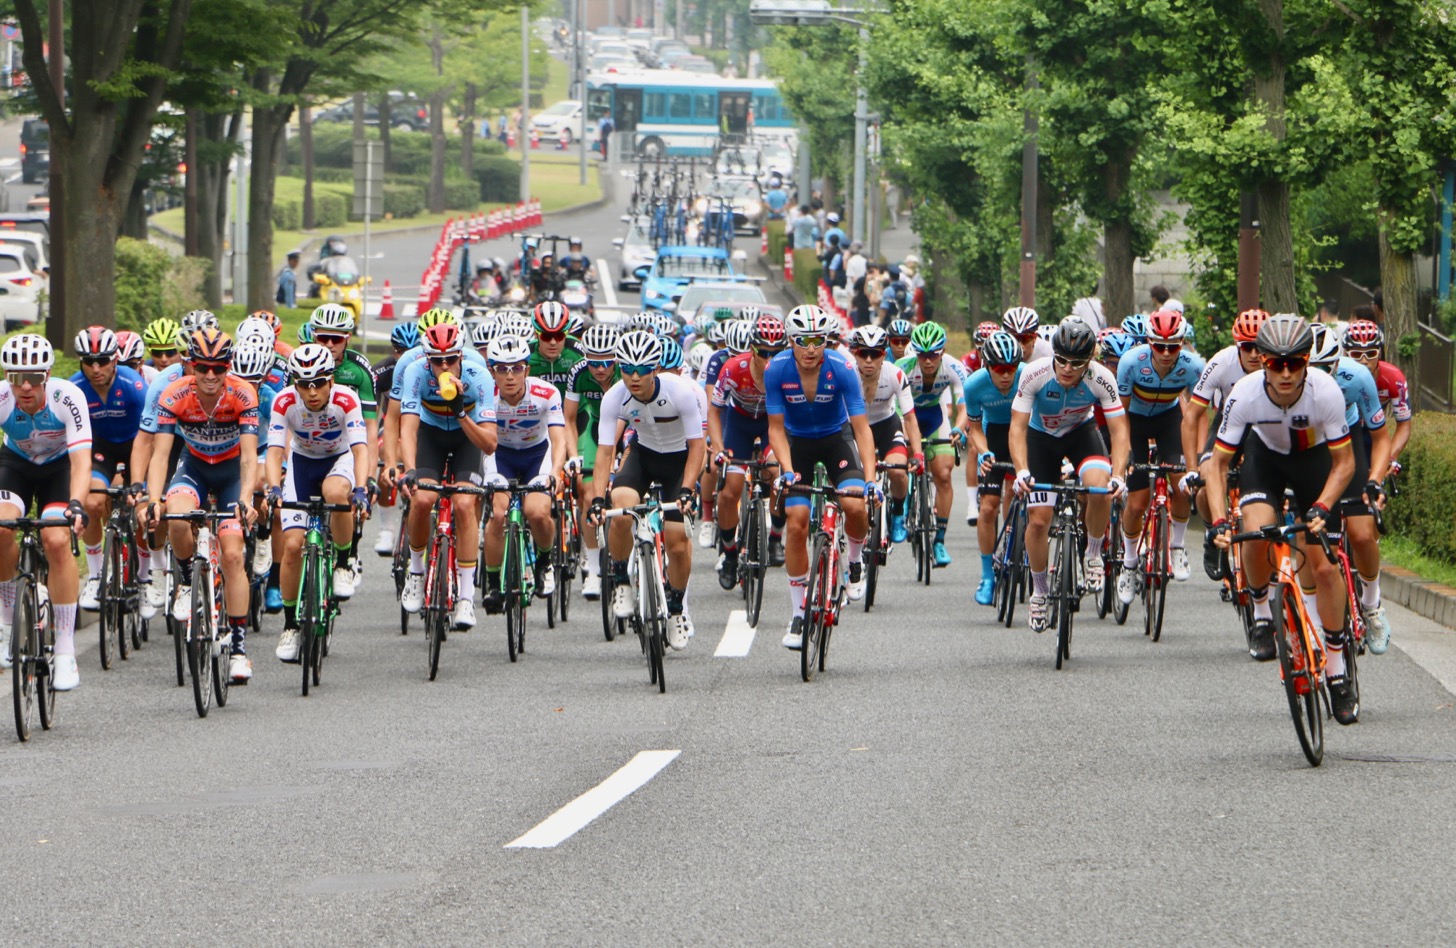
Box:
[438,371,458,401]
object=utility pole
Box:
[577,0,587,186]
[1019,57,1038,308]
[1237,190,1260,312]
[520,5,531,205]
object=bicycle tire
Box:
[557,515,574,623]
[213,625,230,710]
[1140,516,1157,639]
[919,475,934,587]
[113,528,133,661]
[506,525,525,662]
[641,556,665,692]
[188,562,213,718]
[393,513,410,635]
[1003,513,1025,628]
[995,518,1015,626]
[36,591,55,731]
[1150,507,1169,642]
[1056,522,1075,669]
[1096,510,1115,620]
[801,534,830,682]
[1272,584,1323,766]
[426,537,449,681]
[600,546,616,642]
[125,538,142,652]
[12,576,36,742]
[97,528,117,671]
[299,549,318,696]
[745,498,766,627]
[864,499,881,612]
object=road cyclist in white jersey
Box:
[1010,320,1130,633]
[588,330,706,650]
[0,334,94,692]
[896,321,969,568]
[846,324,922,544]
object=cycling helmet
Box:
[580,324,620,356]
[533,300,571,333]
[188,327,233,364]
[1098,330,1138,362]
[1183,320,1196,341]
[488,335,532,365]
[144,317,182,350]
[982,331,1023,367]
[115,331,146,365]
[297,323,315,344]
[236,316,274,347]
[471,319,501,349]
[692,313,716,339]
[422,322,465,356]
[1120,313,1148,339]
[659,339,684,370]
[1343,319,1384,351]
[504,313,536,340]
[1,333,54,371]
[752,314,787,349]
[181,309,219,334]
[391,322,421,350]
[1308,324,1342,367]
[1255,313,1314,357]
[74,326,119,359]
[232,341,276,381]
[1232,308,1271,343]
[260,311,284,340]
[723,320,753,355]
[687,341,711,376]
[627,312,657,333]
[973,321,1000,346]
[1146,308,1185,342]
[1001,306,1039,335]
[616,329,664,367]
[566,313,588,339]
[310,303,356,333]
[785,304,836,337]
[416,307,458,332]
[847,325,888,351]
[887,318,914,339]
[1052,320,1097,359]
[910,321,948,354]
[288,343,335,382]
[707,321,728,346]
[653,313,681,339]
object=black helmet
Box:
[1255,313,1314,358]
[1052,320,1097,360]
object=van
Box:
[20,120,48,184]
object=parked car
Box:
[0,213,51,242]
[0,229,50,273]
[0,245,46,331]
[314,92,428,131]
[20,119,48,184]
[531,100,586,143]
[637,245,749,313]
[611,217,656,290]
[675,56,718,75]
[589,54,637,73]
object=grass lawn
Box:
[1381,533,1456,589]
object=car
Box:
[625,28,654,48]
[758,140,795,186]
[674,56,718,75]
[0,245,46,332]
[636,245,749,313]
[531,100,586,143]
[589,54,638,73]
[611,217,656,290]
[20,119,48,185]
[677,286,772,326]
[314,91,428,131]
[721,178,766,235]
[592,41,636,62]
[715,145,763,181]
[593,25,626,39]
[0,213,51,242]
[25,179,49,213]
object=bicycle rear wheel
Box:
[393,517,410,635]
[801,534,830,682]
[864,499,881,612]
[35,593,55,731]
[744,498,767,628]
[188,563,214,718]
[12,577,36,742]
[599,546,616,642]
[641,559,665,693]
[425,543,449,681]
[557,518,574,623]
[919,476,934,587]
[1146,508,1169,642]
[125,539,142,652]
[98,529,118,671]
[1272,584,1324,766]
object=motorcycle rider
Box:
[561,237,595,285]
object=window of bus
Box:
[753,95,783,122]
[587,89,612,123]
[694,93,714,119]
[668,92,692,120]
[645,92,667,118]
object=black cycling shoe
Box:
[1203,535,1223,581]
[482,587,505,615]
[717,550,739,590]
[768,537,785,568]
[1328,674,1360,725]
[1248,619,1277,662]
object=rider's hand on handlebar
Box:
[1210,518,1232,550]
[1304,502,1330,536]
[1363,479,1386,510]
[352,487,370,513]
[776,471,800,491]
[911,452,925,475]
[1013,469,1035,497]
[587,496,606,526]
[65,499,88,535]
[976,451,995,477]
[1107,476,1127,501]
[1178,471,1200,496]
[399,469,420,494]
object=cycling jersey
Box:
[1215,369,1350,456]
[155,376,260,462]
[1011,358,1124,436]
[389,345,490,404]
[1188,344,1249,410]
[962,365,1023,427]
[711,353,770,419]
[0,378,93,464]
[527,345,583,398]
[261,358,288,396]
[494,379,565,450]
[1116,344,1204,416]
[139,362,188,434]
[335,349,377,418]
[1327,357,1385,431]
[267,386,368,459]
[564,360,617,441]
[598,374,704,453]
[372,354,399,406]
[861,360,913,425]
[763,349,865,439]
[896,354,969,434]
[137,364,160,386]
[703,348,733,390]
[69,365,146,443]
[254,384,277,458]
[1373,360,1412,422]
[397,359,496,432]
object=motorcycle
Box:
[561,278,594,318]
[310,254,370,322]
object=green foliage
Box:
[475,155,522,203]
[114,238,209,330]
[383,183,426,218]
[763,23,858,192]
[1386,412,1456,566]
[792,249,821,302]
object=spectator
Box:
[1069,286,1107,332]
[844,240,868,288]
[825,236,846,289]
[1150,283,1184,315]
[1350,303,1377,323]
[822,212,847,255]
[790,204,817,252]
[275,251,300,308]
[852,261,881,327]
[1316,299,1340,323]
[765,177,789,219]
[1372,288,1386,325]
[597,113,614,160]
[877,264,913,326]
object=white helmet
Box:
[1,333,54,371]
[505,313,535,340]
[181,309,219,334]
[1308,324,1342,367]
[723,320,753,354]
[580,324,620,357]
[616,329,663,367]
[232,341,276,381]
[471,319,500,349]
[686,341,711,376]
[310,303,356,333]
[1036,324,1057,344]
[785,304,835,338]
[488,335,532,365]
[236,316,275,348]
[1001,306,1039,335]
[288,343,335,382]
[847,325,888,350]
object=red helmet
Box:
[1146,309,1185,342]
[973,321,1000,346]
[533,300,570,334]
[74,326,118,359]
[752,314,786,349]
[1342,319,1384,351]
[114,330,145,364]
[422,322,464,356]
[1232,308,1270,343]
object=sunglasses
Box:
[315,333,349,345]
[1150,342,1182,354]
[888,336,911,345]
[80,356,115,367]
[1053,355,1090,370]
[296,377,331,390]
[853,348,886,360]
[792,335,828,348]
[620,363,657,377]
[754,348,783,359]
[150,348,179,357]
[989,363,1018,374]
[1347,347,1380,360]
[1263,355,1308,373]
[491,363,528,375]
[585,359,616,370]
[1237,342,1259,354]
[1013,332,1038,343]
[8,371,46,388]
[538,331,567,343]
[428,356,461,367]
[193,362,230,375]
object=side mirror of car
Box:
[612,238,624,249]
[633,266,650,280]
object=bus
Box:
[585,69,796,158]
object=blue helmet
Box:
[1120,314,1147,339]
[1098,330,1138,362]
[1183,320,1196,341]
[391,322,421,350]
[659,338,684,370]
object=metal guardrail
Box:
[1417,320,1455,413]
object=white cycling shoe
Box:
[401,573,424,613]
[52,654,80,691]
[374,529,395,557]
[1170,548,1191,582]
[451,598,477,631]
[275,628,301,663]
[697,520,717,549]
[332,566,355,600]
[1116,569,1138,605]
[612,584,635,619]
[667,613,692,650]
[79,577,101,612]
[252,539,272,577]
[582,574,602,600]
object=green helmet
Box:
[416,307,458,332]
[910,321,947,354]
[144,317,182,351]
[297,322,315,344]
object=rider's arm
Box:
[706,402,725,457]
[266,445,286,491]
[238,434,258,507]
[548,423,568,481]
[130,432,154,489]
[382,396,402,478]
[1105,412,1131,483]
[682,435,705,492]
[850,413,876,482]
[68,445,91,517]
[1316,442,1356,515]
[1009,410,1031,474]
[460,414,498,455]
[147,433,175,505]
[400,414,421,471]
[1206,446,1232,525]
[967,418,989,459]
[767,414,794,476]
[591,419,627,491]
[1391,417,1412,460]
[562,393,581,449]
[1180,401,1205,476]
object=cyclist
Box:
[398,322,498,630]
[1009,320,1130,633]
[1310,324,1394,653]
[265,344,369,663]
[896,322,969,568]
[590,330,705,650]
[0,335,93,691]
[1207,315,1358,723]
[144,317,184,371]
[961,320,1000,523]
[1113,309,1205,605]
[383,309,488,493]
[886,318,914,363]
[1002,306,1055,364]
[1344,318,1412,480]
[71,328,149,616]
[482,335,567,614]
[563,324,620,600]
[528,300,583,394]
[371,322,420,557]
[964,331,1024,605]
[709,313,789,590]
[115,331,155,385]
[765,305,878,648]
[309,303,378,475]
[257,310,294,359]
[141,329,260,683]
[846,324,921,545]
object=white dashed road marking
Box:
[505,749,681,849]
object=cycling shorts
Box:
[1025,424,1110,509]
[0,447,72,516]
[979,423,1012,498]
[722,410,770,475]
[576,426,598,478]
[1337,424,1371,513]
[1126,407,1184,492]
[281,451,356,532]
[415,425,484,487]
[167,453,244,514]
[611,443,689,523]
[90,438,131,485]
[489,441,552,488]
[869,415,907,461]
[1238,437,1338,527]
[924,417,958,460]
[785,426,864,510]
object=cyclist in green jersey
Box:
[527,301,582,395]
[563,324,621,600]
[309,304,378,573]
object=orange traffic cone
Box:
[530,128,540,149]
[760,230,768,255]
[784,246,794,281]
[379,280,395,320]
[557,128,569,150]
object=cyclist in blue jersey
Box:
[896,322,970,568]
[0,335,95,692]
[71,327,149,615]
[1010,321,1130,633]
[964,331,1024,605]
[765,305,879,650]
[1113,309,1205,605]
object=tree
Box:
[763,23,858,204]
[14,0,192,340]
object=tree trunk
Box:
[301,104,315,230]
[249,104,292,311]
[59,131,127,330]
[121,180,150,239]
[1253,0,1296,314]
[1102,158,1134,320]
[194,109,240,308]
[1377,221,1420,388]
[460,82,478,180]
[378,95,393,174]
[428,33,447,215]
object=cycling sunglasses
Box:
[80,356,115,367]
[8,371,46,388]
[585,359,616,370]
[1347,347,1380,360]
[888,335,911,345]
[1263,355,1308,374]
[754,347,783,359]
[1013,332,1038,343]
[620,363,657,377]
[853,348,886,360]
[1053,355,1089,370]
[537,331,567,343]
[314,332,350,345]
[1237,342,1259,354]
[1150,342,1182,354]
[791,334,828,349]
[428,355,461,367]
[989,362,1018,373]
[295,377,331,390]
[150,348,179,357]
[491,363,528,375]
[193,361,230,375]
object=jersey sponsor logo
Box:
[1291,414,1310,428]
[1140,366,1152,376]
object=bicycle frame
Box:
[1032,482,1110,670]
[603,489,683,693]
[4,517,66,742]
[1131,461,1184,643]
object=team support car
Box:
[612,216,657,290]
[636,245,748,314]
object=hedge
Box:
[1385,410,1456,567]
[286,124,506,177]
[792,248,821,302]
[475,155,521,203]
[383,183,425,218]
[115,237,209,330]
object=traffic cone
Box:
[784,246,794,281]
[557,128,569,150]
[516,201,526,231]
[488,208,500,240]
[530,198,542,227]
[530,128,540,149]
[760,230,768,255]
[507,128,516,148]
[379,280,396,320]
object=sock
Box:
[53,603,77,655]
[611,559,628,582]
[1252,585,1272,621]
[935,516,948,544]
[665,582,685,615]
[486,565,502,591]
[847,535,864,563]
[409,545,425,573]
[1086,535,1104,560]
[268,562,281,587]
[770,522,783,540]
[980,554,994,582]
[335,541,352,567]
[0,580,14,626]
[891,495,905,517]
[349,531,361,559]
[1300,587,1322,630]
[535,546,552,571]
[1170,516,1189,549]
[457,561,476,593]
[86,543,103,578]
[1325,628,1347,678]
[137,546,152,582]
[1032,571,1048,596]
[584,554,600,578]
[966,486,977,508]
[178,560,194,585]
[789,572,807,617]
[283,602,297,628]
[720,526,737,552]
[229,616,247,652]
[1122,529,1140,569]
[1359,573,1381,611]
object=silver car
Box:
[612,218,656,290]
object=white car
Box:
[532,100,586,143]
[0,246,45,331]
[0,231,50,273]
[612,217,656,290]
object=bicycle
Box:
[1128,459,1186,643]
[489,479,553,663]
[909,436,961,584]
[91,478,143,669]
[988,464,1029,628]
[278,497,354,696]
[863,459,905,613]
[417,480,485,681]
[1032,481,1110,670]
[163,508,233,719]
[717,452,778,625]
[390,490,411,636]
[1098,496,1125,623]
[781,466,861,683]
[551,474,583,627]
[242,490,271,637]
[602,484,684,693]
[4,517,70,742]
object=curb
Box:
[1382,566,1456,631]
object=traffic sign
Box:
[2,24,19,41]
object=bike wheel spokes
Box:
[1274,587,1324,766]
[12,580,36,742]
[801,536,829,682]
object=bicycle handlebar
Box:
[277,500,355,514]
[0,517,80,557]
[1030,482,1111,495]
[603,500,682,520]
[782,483,867,499]
[1225,522,1339,564]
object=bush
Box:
[765,219,787,263]
[475,155,521,203]
[383,183,425,219]
[478,138,506,157]
[1385,411,1456,566]
[315,190,349,228]
[115,237,208,330]
[792,248,820,302]
[443,175,479,211]
[272,199,301,231]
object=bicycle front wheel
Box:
[864,499,881,612]
[1273,584,1324,767]
[745,498,767,627]
[918,476,934,587]
[35,591,55,731]
[188,564,214,717]
[599,546,616,642]
[98,529,118,671]
[12,577,36,742]
[1146,507,1169,642]
[506,529,525,663]
[640,555,665,693]
[801,534,831,682]
[1056,523,1075,669]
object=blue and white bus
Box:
[585,69,795,158]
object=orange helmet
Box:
[1232,308,1270,343]
[1146,309,1185,342]
[254,310,283,340]
[188,327,234,364]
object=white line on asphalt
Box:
[715,610,755,657]
[504,749,680,849]
[598,260,618,308]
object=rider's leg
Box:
[717,471,745,549]
[323,474,355,562]
[931,454,953,544]
[407,484,438,575]
[1347,513,1383,612]
[280,526,306,628]
[1238,502,1276,620]
[82,473,108,582]
[784,505,811,617]
[41,510,79,658]
[218,523,250,650]
[524,493,553,560]
[453,493,479,592]
[1121,489,1150,567]
[1026,503,1053,595]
